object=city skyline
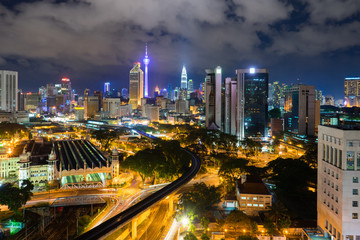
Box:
[0,1,359,99]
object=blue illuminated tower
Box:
[143,43,150,98]
[181,66,187,89]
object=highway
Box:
[76,129,201,240]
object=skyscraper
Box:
[187,79,193,99]
[104,82,110,96]
[283,84,317,136]
[143,44,150,98]
[205,66,222,129]
[318,125,360,239]
[224,77,237,135]
[129,62,144,109]
[344,77,360,107]
[236,68,269,139]
[0,70,18,112]
[181,66,187,89]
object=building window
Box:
[323,144,326,160]
[354,177,359,183]
[357,152,360,170]
[325,220,328,229]
[327,145,329,161]
[324,178,327,183]
[336,173,339,179]
[349,141,353,147]
[353,201,358,207]
[335,208,338,214]
[336,185,338,191]
[335,196,338,202]
[353,189,358,195]
[352,213,358,219]
[347,151,355,170]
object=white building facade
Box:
[318,125,360,240]
[0,70,18,112]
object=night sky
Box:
[0,0,359,99]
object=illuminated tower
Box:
[143,43,150,98]
[104,82,110,95]
[181,66,187,89]
[129,62,144,109]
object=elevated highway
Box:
[76,129,201,240]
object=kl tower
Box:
[143,43,150,98]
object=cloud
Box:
[0,0,358,91]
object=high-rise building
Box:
[129,62,144,109]
[188,79,194,99]
[344,77,360,107]
[236,68,268,139]
[121,88,128,99]
[84,96,99,119]
[224,77,237,135]
[318,125,360,240]
[283,84,317,136]
[167,83,172,100]
[25,92,41,111]
[61,77,72,104]
[94,91,103,111]
[0,70,18,112]
[143,44,150,98]
[205,66,222,129]
[17,89,25,111]
[104,82,110,96]
[181,66,187,89]
[268,81,281,110]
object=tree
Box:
[184,232,198,240]
[300,139,318,168]
[218,157,248,192]
[178,183,221,218]
[201,233,210,240]
[240,138,262,157]
[266,157,316,196]
[237,236,258,240]
[201,216,210,233]
[267,202,291,234]
[0,180,34,212]
[225,210,251,232]
[121,148,163,184]
[91,130,119,152]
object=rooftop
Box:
[320,125,360,131]
[237,175,271,195]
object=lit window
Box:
[354,177,359,183]
[259,204,264,207]
[241,197,246,200]
[352,213,358,219]
[247,203,252,206]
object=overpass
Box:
[76,129,201,240]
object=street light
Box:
[181,217,189,226]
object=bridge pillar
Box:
[131,217,138,239]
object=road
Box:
[76,130,201,240]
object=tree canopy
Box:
[178,182,221,218]
[91,129,119,152]
[0,180,34,212]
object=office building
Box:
[84,96,99,119]
[74,107,85,121]
[224,77,237,135]
[283,84,317,136]
[181,66,187,89]
[17,90,25,111]
[129,62,144,109]
[236,68,268,139]
[0,70,18,112]
[344,77,360,107]
[94,91,103,111]
[25,92,41,112]
[205,66,222,129]
[268,81,281,110]
[103,98,121,118]
[318,125,360,240]
[144,105,159,122]
[175,99,187,114]
[143,44,150,98]
[188,79,194,99]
